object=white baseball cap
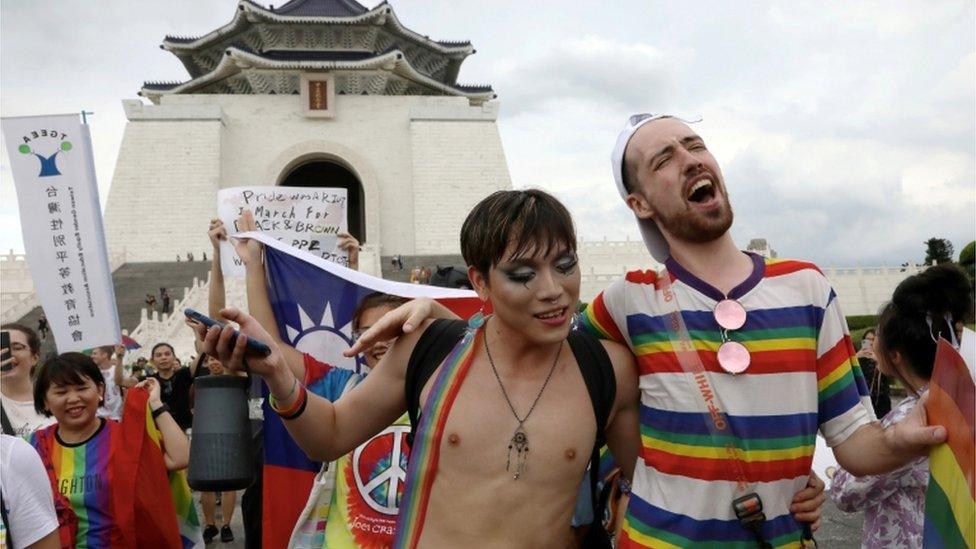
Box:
[611,113,701,263]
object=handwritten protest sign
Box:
[218,186,348,276]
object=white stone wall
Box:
[410,102,512,254]
[578,238,660,303]
[103,101,223,262]
[824,264,924,316]
[575,238,924,318]
[103,94,512,263]
[0,251,34,321]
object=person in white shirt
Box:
[0,434,59,548]
[0,324,55,437]
[90,344,125,420]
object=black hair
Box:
[460,189,577,276]
[151,342,174,357]
[1,323,41,356]
[34,352,105,416]
[352,293,409,333]
[876,264,973,394]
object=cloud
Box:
[482,4,975,267]
[0,0,972,269]
[723,125,975,266]
[491,35,690,117]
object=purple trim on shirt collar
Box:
[664,252,766,301]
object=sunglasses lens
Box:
[717,341,750,374]
[714,299,746,330]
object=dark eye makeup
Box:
[501,252,578,286]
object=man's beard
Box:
[653,195,734,244]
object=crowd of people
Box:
[1,114,971,549]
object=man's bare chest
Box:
[420,360,597,484]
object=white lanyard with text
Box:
[656,269,815,548]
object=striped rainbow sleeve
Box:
[816,289,874,446]
[582,287,626,344]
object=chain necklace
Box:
[483,319,564,480]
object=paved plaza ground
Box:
[193,493,865,547]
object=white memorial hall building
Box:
[102,0,512,275]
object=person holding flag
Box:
[28,352,191,547]
[830,263,973,548]
[204,213,398,547]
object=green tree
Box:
[924,237,954,265]
[959,240,975,282]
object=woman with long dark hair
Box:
[830,264,973,548]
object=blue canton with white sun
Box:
[264,244,376,374]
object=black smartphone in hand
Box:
[1,331,11,372]
[184,308,272,356]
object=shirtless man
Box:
[200,189,642,547]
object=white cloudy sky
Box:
[1,0,973,267]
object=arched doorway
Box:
[280,160,366,243]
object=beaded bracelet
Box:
[617,475,632,496]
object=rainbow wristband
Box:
[280,388,309,421]
[269,377,298,403]
[269,383,307,419]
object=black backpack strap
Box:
[0,403,14,436]
[567,329,616,445]
[405,319,468,447]
[567,329,617,548]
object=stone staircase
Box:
[12,254,466,360]
[12,261,212,357]
[110,262,212,331]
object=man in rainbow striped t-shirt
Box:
[586,113,949,548]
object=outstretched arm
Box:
[233,210,307,381]
[139,378,190,470]
[208,219,227,318]
[113,343,132,388]
[345,297,459,357]
[197,307,416,461]
[832,399,945,476]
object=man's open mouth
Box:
[687,177,716,203]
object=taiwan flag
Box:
[237,233,480,549]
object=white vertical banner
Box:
[2,114,120,352]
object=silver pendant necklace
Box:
[483,319,564,480]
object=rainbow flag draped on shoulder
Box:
[922,337,975,548]
[239,232,480,548]
[30,387,201,547]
